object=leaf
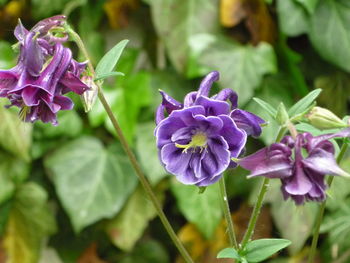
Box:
[31,0,70,18]
[189,34,277,105]
[148,0,220,73]
[0,101,32,161]
[3,183,56,263]
[0,41,16,69]
[44,137,138,232]
[244,238,291,262]
[171,180,222,239]
[38,247,63,263]
[309,0,350,72]
[253,98,277,118]
[277,0,310,37]
[217,247,240,259]
[135,122,167,185]
[103,0,138,29]
[287,88,322,117]
[94,71,124,81]
[295,0,319,14]
[95,40,129,79]
[106,185,164,251]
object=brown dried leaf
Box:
[103,0,138,29]
[77,243,108,263]
[220,0,246,27]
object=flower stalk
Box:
[240,126,287,248]
[65,24,194,263]
[219,176,238,249]
[307,142,349,263]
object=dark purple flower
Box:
[0,16,88,125]
[239,129,350,204]
[155,71,265,186]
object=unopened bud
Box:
[276,102,289,126]
[307,106,348,130]
[81,76,98,112]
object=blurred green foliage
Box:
[0,0,350,262]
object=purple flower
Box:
[239,129,350,204]
[155,71,265,186]
[0,16,88,125]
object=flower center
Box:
[175,132,207,153]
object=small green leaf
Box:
[95,39,129,79]
[276,102,289,125]
[94,71,125,81]
[295,0,320,14]
[288,89,322,117]
[245,238,291,262]
[253,98,277,118]
[217,248,240,260]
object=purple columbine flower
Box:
[238,129,350,205]
[0,16,88,125]
[155,71,265,186]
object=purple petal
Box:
[155,104,165,125]
[23,32,44,76]
[206,136,231,174]
[59,71,89,95]
[213,88,238,109]
[308,128,350,149]
[54,95,73,110]
[184,91,197,107]
[14,20,28,44]
[195,96,230,116]
[193,115,224,134]
[159,90,183,114]
[231,109,265,138]
[196,71,220,98]
[302,148,350,177]
[21,85,41,106]
[284,163,313,195]
[171,126,193,142]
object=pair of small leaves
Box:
[217,238,291,262]
[94,39,129,81]
[253,88,322,124]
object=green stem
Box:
[307,142,349,263]
[219,176,238,249]
[240,126,287,248]
[65,24,194,263]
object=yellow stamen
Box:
[175,132,207,153]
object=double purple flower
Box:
[155,71,264,186]
[0,16,88,125]
[239,130,350,204]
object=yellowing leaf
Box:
[103,0,138,29]
[3,183,56,263]
[220,0,246,27]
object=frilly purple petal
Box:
[231,109,265,138]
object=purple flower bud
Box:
[239,129,350,205]
[0,16,89,125]
[155,71,265,186]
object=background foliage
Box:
[0,0,350,262]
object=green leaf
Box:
[0,101,32,161]
[94,71,125,81]
[295,0,319,14]
[44,137,138,232]
[217,248,240,260]
[288,88,322,117]
[106,185,164,251]
[148,0,219,73]
[0,151,29,185]
[253,98,277,119]
[135,122,167,185]
[31,0,71,18]
[309,0,350,72]
[171,180,222,239]
[3,183,56,263]
[277,0,310,36]
[244,239,291,262]
[95,40,129,79]
[189,34,277,105]
[0,41,16,69]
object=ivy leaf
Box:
[95,40,129,79]
[171,180,222,239]
[135,122,167,185]
[44,137,138,232]
[295,0,319,14]
[3,183,56,263]
[277,0,310,37]
[309,0,350,72]
[0,41,16,69]
[217,247,240,260]
[106,185,164,251]
[287,88,322,117]
[0,101,32,161]
[148,0,220,73]
[189,34,276,105]
[244,238,291,262]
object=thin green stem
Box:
[240,126,287,248]
[65,24,194,263]
[219,176,238,249]
[308,142,349,263]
